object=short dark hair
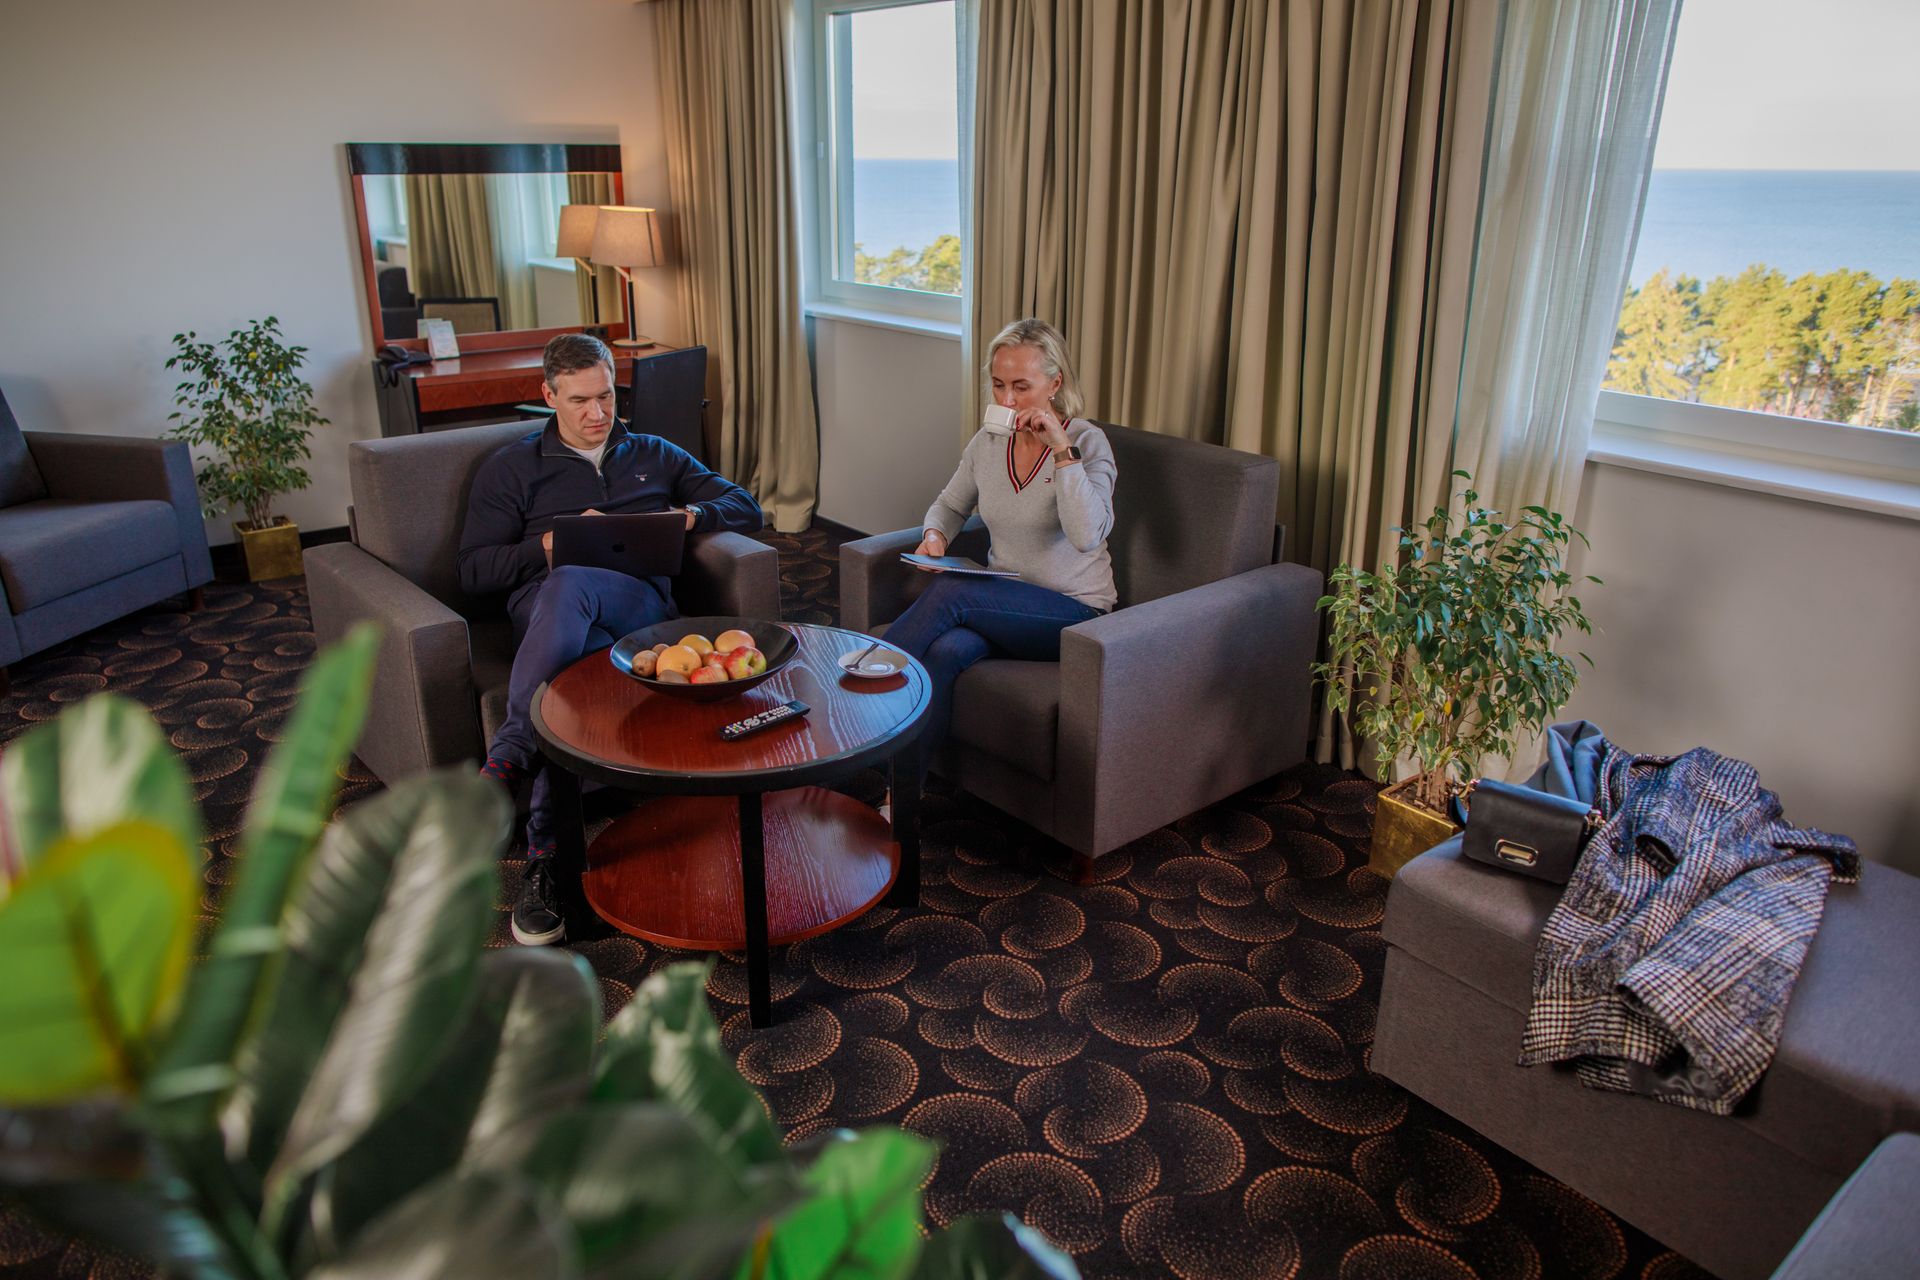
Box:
[543,332,614,386]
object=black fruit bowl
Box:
[609,616,798,702]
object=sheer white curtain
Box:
[1450,0,1683,520]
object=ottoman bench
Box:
[1372,836,1920,1280]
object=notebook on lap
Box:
[550,513,688,578]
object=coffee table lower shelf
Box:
[581,786,900,951]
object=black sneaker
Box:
[511,857,567,946]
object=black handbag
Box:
[1456,778,1601,884]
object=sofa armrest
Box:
[838,516,989,633]
[304,542,481,784]
[24,431,213,589]
[677,531,782,619]
[1056,561,1324,857]
[1770,1133,1920,1279]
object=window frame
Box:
[794,0,970,327]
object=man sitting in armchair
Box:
[458,333,762,946]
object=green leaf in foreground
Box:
[0,821,197,1101]
[256,773,507,1209]
[0,694,199,893]
[146,623,379,1130]
[305,1170,577,1280]
[910,1213,1079,1280]
[595,961,786,1171]
[750,1128,935,1280]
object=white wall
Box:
[0,0,678,543]
[811,319,965,534]
[1567,462,1920,874]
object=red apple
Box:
[725,645,767,676]
[722,648,757,680]
[688,665,727,685]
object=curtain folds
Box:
[656,0,821,532]
[970,0,1499,765]
[566,173,623,329]
[1450,0,1682,521]
[404,174,500,316]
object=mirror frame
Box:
[346,141,626,352]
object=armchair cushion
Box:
[0,499,180,610]
[0,390,47,508]
[950,660,1062,782]
[22,430,214,593]
[1099,423,1280,606]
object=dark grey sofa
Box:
[1374,837,1920,1280]
[839,422,1324,868]
[305,421,782,785]
[0,389,213,695]
[1769,1133,1920,1278]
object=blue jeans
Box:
[883,573,1101,777]
[495,565,675,849]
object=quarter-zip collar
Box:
[539,416,632,460]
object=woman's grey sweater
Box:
[921,418,1118,612]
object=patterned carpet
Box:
[0,526,1713,1280]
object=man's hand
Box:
[911,529,948,572]
[678,507,698,531]
[543,509,605,568]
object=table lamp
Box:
[556,204,603,325]
[590,205,664,349]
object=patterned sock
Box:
[525,840,557,862]
[480,756,528,789]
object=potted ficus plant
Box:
[165,316,325,581]
[1315,472,1599,877]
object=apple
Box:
[688,665,727,685]
[724,646,767,679]
[704,653,728,674]
[714,628,756,653]
[678,634,715,657]
[655,644,702,676]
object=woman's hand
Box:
[911,528,948,571]
[1015,406,1072,452]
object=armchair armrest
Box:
[304,542,481,784]
[677,531,781,619]
[839,516,988,633]
[24,431,212,589]
[1055,561,1324,857]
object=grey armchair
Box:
[840,422,1324,870]
[0,388,213,696]
[306,421,782,785]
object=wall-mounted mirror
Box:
[347,142,626,349]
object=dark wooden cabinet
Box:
[372,341,681,436]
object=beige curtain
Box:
[655,0,820,532]
[404,174,499,308]
[567,173,624,329]
[971,0,1497,763]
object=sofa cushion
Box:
[950,659,1060,782]
[1099,423,1278,607]
[1385,838,1920,1179]
[0,389,49,508]
[0,499,180,611]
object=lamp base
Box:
[612,335,657,349]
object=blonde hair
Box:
[983,318,1086,420]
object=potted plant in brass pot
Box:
[1315,472,1598,877]
[166,316,325,581]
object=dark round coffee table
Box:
[530,622,932,1027]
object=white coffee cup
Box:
[981,404,1016,436]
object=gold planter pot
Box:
[1369,776,1462,879]
[235,518,303,582]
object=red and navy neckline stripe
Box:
[1006,436,1050,493]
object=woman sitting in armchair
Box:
[885,318,1118,803]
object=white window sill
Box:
[804,301,962,341]
[1588,393,1920,522]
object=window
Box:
[1601,0,1920,445]
[799,0,969,325]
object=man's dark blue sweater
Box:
[457,418,762,616]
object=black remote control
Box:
[720,699,810,740]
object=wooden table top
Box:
[533,623,931,792]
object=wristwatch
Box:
[1053,445,1081,464]
[684,504,703,527]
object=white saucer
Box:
[838,645,908,679]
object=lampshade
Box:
[555,204,601,259]
[590,205,665,269]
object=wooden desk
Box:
[373,341,680,436]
